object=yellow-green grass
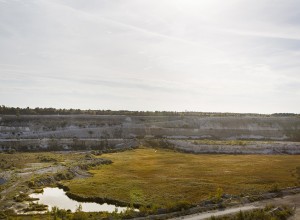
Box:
[0,152,84,171]
[63,147,300,207]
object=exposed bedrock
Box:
[0,115,299,153]
[167,140,300,154]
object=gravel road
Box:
[170,193,300,220]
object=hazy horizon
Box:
[1,0,300,114]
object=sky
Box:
[0,0,300,113]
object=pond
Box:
[0,177,6,185]
[29,187,130,213]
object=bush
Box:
[14,193,30,202]
[0,211,7,219]
[23,202,48,212]
[54,171,75,181]
[269,183,280,193]
[51,206,69,220]
[72,204,88,220]
[33,188,44,193]
[28,180,35,188]
[38,155,57,162]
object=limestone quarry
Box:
[1,114,300,154]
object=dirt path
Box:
[170,193,300,220]
[170,206,258,220]
[255,193,300,220]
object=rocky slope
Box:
[0,115,299,153]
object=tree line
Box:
[0,105,298,117]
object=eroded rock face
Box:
[0,115,299,153]
[167,140,300,155]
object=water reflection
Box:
[0,178,6,185]
[29,187,128,213]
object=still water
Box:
[0,178,6,185]
[29,187,129,213]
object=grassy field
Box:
[63,147,300,208]
[0,152,84,171]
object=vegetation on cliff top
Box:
[1,105,298,117]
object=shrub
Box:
[269,183,280,193]
[0,211,7,219]
[72,204,88,220]
[23,202,48,212]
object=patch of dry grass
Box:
[0,152,84,170]
[63,147,300,207]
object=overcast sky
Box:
[0,0,300,113]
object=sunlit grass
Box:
[63,147,300,207]
[0,152,84,172]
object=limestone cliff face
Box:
[0,115,299,153]
[0,115,299,141]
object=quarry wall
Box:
[0,115,299,153]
